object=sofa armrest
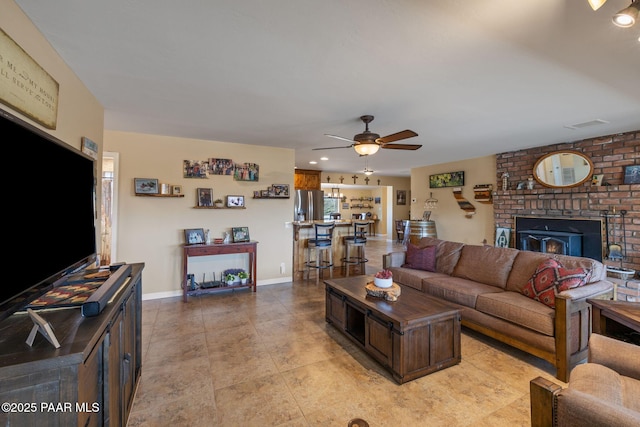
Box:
[556,388,640,427]
[589,334,640,380]
[383,251,406,269]
[558,280,614,300]
[530,376,562,427]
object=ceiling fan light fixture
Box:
[588,0,607,11]
[613,1,639,27]
[354,143,380,156]
[364,168,374,176]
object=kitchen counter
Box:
[292,220,374,280]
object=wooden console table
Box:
[182,241,258,301]
[588,298,640,345]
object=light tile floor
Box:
[128,236,564,426]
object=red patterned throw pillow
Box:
[402,244,437,272]
[521,258,591,308]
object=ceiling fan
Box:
[314,115,422,156]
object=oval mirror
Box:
[533,151,594,188]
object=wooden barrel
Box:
[408,220,437,244]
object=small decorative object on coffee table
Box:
[373,269,393,288]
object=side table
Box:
[587,298,640,345]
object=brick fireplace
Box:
[494,130,639,275]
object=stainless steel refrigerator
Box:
[294,190,324,221]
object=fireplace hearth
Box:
[514,216,603,262]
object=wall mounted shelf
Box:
[192,206,246,209]
[135,194,184,198]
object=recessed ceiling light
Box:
[320,157,329,161]
[309,161,317,164]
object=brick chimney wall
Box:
[494,130,640,276]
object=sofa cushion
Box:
[521,259,592,308]
[402,243,436,272]
[451,244,519,289]
[435,240,465,275]
[386,267,448,292]
[475,291,555,336]
[506,251,605,293]
[425,276,502,308]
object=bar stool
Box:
[342,221,369,276]
[305,222,336,284]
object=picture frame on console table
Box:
[184,228,206,245]
[232,227,250,243]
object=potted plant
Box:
[214,198,224,208]
[238,271,249,284]
[225,273,236,286]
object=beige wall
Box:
[104,130,295,297]
[411,155,496,245]
[1,1,105,244]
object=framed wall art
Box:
[396,190,406,205]
[226,195,245,208]
[134,178,159,194]
[429,171,465,188]
[231,227,250,242]
[623,165,640,184]
[209,158,234,175]
[184,228,206,245]
[233,163,259,181]
[183,159,209,178]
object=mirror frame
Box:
[533,150,594,188]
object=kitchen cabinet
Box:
[294,169,321,190]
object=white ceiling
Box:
[15,0,640,176]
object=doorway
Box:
[100,152,119,265]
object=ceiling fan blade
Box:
[312,144,354,151]
[324,134,356,143]
[376,130,418,144]
[381,143,422,150]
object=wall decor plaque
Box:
[0,28,59,129]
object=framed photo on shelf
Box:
[226,195,245,208]
[495,227,511,248]
[260,190,269,197]
[271,184,289,197]
[184,228,206,245]
[231,227,250,243]
[623,165,640,184]
[134,178,159,194]
[197,188,213,206]
[172,185,182,195]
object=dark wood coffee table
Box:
[325,275,461,384]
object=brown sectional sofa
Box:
[383,237,614,382]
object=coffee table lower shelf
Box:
[325,276,461,384]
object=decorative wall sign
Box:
[0,28,59,129]
[495,227,511,248]
[81,137,99,160]
[429,171,465,188]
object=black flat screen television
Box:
[0,109,97,322]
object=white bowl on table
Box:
[374,277,393,288]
